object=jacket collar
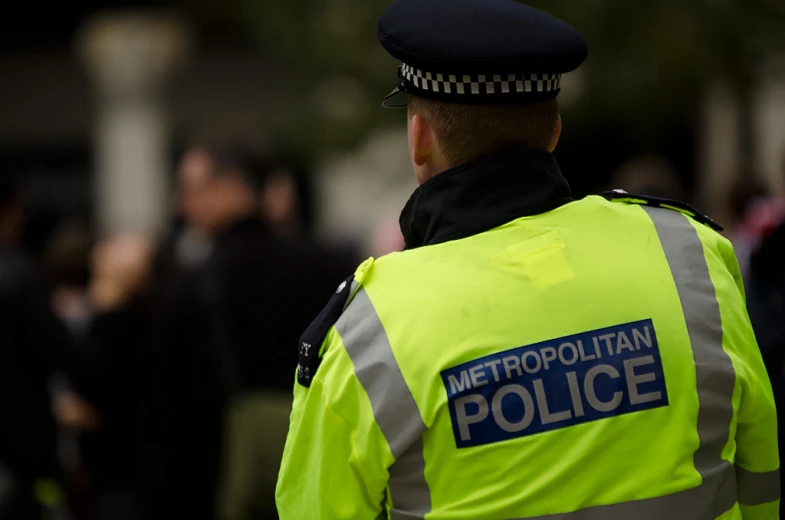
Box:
[399,147,572,249]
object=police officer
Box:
[276,0,780,518]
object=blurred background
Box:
[1,0,785,519]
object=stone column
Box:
[78,13,190,237]
[752,71,785,194]
[316,128,417,255]
[698,81,741,225]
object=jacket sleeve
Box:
[276,319,392,519]
[720,240,781,519]
[735,335,780,520]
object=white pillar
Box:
[698,81,741,223]
[78,14,190,238]
[316,128,417,255]
[752,72,785,194]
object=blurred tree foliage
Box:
[241,0,785,191]
[535,0,785,139]
[241,0,398,157]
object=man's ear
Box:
[547,115,562,153]
[411,113,433,167]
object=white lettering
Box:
[566,372,585,417]
[558,342,579,365]
[491,385,535,433]
[599,334,616,356]
[533,379,572,424]
[469,365,488,388]
[540,347,557,370]
[615,331,635,354]
[577,339,596,361]
[624,356,662,405]
[584,364,623,412]
[633,326,653,349]
[455,394,489,441]
[521,351,542,374]
[593,337,602,358]
[484,360,503,383]
[448,372,471,395]
[503,356,523,379]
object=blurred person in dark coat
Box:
[0,176,79,519]
[142,145,356,520]
[44,221,94,340]
[41,220,96,520]
[174,144,358,391]
[52,233,166,520]
[74,234,154,520]
[746,217,785,515]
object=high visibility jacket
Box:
[276,148,779,520]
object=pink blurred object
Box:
[733,195,785,278]
[740,195,785,241]
[372,217,405,257]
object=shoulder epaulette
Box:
[296,257,376,387]
[603,190,723,232]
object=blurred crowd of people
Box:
[0,144,364,520]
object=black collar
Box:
[399,148,572,249]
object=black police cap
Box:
[378,0,588,108]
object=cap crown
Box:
[378,0,588,74]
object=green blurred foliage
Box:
[241,0,399,157]
[533,0,785,137]
[240,0,785,169]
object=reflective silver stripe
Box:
[511,465,736,519]
[645,206,737,514]
[736,467,780,506]
[513,207,738,519]
[336,288,431,519]
[336,288,425,455]
[389,438,431,520]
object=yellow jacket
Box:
[277,149,779,519]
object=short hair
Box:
[210,146,268,194]
[408,96,559,165]
[44,221,92,289]
[181,141,269,195]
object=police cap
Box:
[378,0,588,108]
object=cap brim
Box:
[382,87,408,109]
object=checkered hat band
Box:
[400,63,562,95]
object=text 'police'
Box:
[440,319,669,448]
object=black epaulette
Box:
[297,275,355,387]
[602,190,723,232]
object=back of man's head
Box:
[408,96,560,166]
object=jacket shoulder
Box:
[603,190,723,232]
[296,257,375,388]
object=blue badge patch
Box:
[441,319,668,448]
